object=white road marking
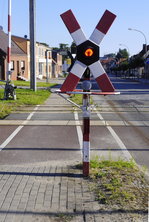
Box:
[94,107,133,161]
[0,105,39,151]
[73,107,133,161]
[74,110,83,156]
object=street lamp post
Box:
[128,28,148,79]
[128,28,147,53]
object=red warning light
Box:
[84,48,94,57]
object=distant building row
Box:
[0,29,62,81]
[101,44,149,79]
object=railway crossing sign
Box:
[60,9,116,93]
[55,9,119,177]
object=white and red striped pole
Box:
[83,94,90,176]
[82,69,91,177]
[7,0,11,81]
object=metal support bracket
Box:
[56,92,81,109]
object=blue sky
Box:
[0,0,148,56]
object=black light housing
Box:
[76,40,99,66]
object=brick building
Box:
[12,36,62,79]
[0,29,28,81]
[0,30,63,81]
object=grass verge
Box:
[0,80,56,88]
[89,156,148,211]
[69,94,93,105]
[0,88,51,119]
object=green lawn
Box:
[0,80,55,88]
[0,81,56,119]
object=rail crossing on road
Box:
[55,9,119,176]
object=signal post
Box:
[82,68,91,176]
[54,9,119,176]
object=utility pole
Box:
[29,0,36,91]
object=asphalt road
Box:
[92,74,149,167]
[0,74,149,170]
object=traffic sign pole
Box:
[82,69,91,176]
[82,101,90,176]
[56,9,118,177]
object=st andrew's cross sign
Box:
[60,9,116,93]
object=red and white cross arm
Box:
[60,9,88,92]
[89,10,116,45]
[89,61,115,92]
[88,9,116,92]
[60,60,86,92]
[60,9,87,46]
[60,9,117,93]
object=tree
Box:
[59,43,70,51]
[120,61,129,71]
[116,48,129,59]
[129,56,144,69]
[104,53,116,58]
[52,43,70,51]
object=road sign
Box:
[60,9,116,93]
[145,58,149,64]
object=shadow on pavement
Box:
[0,170,82,178]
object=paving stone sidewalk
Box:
[0,163,148,222]
[0,163,101,222]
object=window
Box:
[39,48,41,56]
[39,63,43,75]
[21,61,25,70]
[11,61,15,70]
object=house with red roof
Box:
[0,29,28,81]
